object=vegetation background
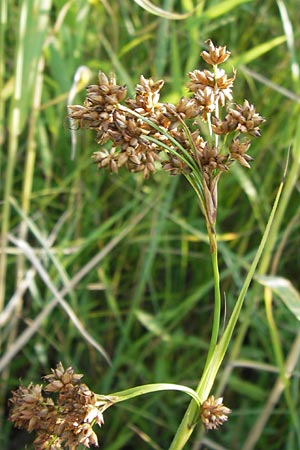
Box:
[1,0,300,449]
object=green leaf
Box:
[257,275,300,321]
[134,0,252,22]
[109,383,201,407]
[135,310,171,341]
[228,374,267,401]
[133,0,192,19]
[195,172,285,403]
[230,36,287,66]
[202,0,253,19]
[14,0,52,134]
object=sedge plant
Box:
[9,40,283,450]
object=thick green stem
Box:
[168,221,221,450]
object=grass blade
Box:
[258,276,300,321]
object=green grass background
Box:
[1,0,300,449]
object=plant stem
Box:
[168,401,199,450]
[169,219,221,450]
[204,227,221,367]
[169,163,285,450]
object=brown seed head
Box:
[126,75,164,113]
[161,154,190,175]
[187,68,235,108]
[201,39,231,66]
[194,86,216,113]
[92,148,119,173]
[9,363,112,449]
[229,137,253,168]
[200,395,231,431]
[187,69,215,92]
[194,140,228,175]
[74,422,99,447]
[67,42,264,185]
[68,71,127,133]
[43,362,83,392]
[33,432,63,450]
[227,100,265,136]
[9,383,44,430]
[211,115,237,135]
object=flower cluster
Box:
[9,362,112,450]
[68,40,264,176]
[68,40,264,224]
[200,395,231,431]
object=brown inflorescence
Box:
[9,362,112,450]
[200,395,231,431]
[68,40,264,224]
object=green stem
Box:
[204,228,221,367]
[169,164,284,450]
[168,223,221,450]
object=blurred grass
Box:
[1,0,300,449]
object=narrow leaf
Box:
[202,0,253,19]
[257,275,300,321]
[230,36,286,66]
[134,0,191,19]
[136,310,171,341]
[110,383,201,406]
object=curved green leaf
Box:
[133,0,193,19]
[109,383,201,407]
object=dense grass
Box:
[1,0,300,449]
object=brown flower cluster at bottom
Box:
[9,362,112,450]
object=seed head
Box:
[43,361,83,392]
[187,68,235,108]
[67,40,264,223]
[227,100,265,136]
[200,395,231,431]
[9,362,112,449]
[201,39,231,66]
[230,138,253,168]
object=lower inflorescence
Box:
[9,362,112,450]
[200,395,231,431]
